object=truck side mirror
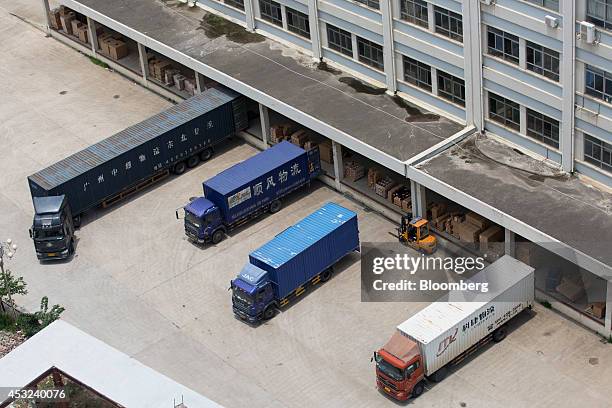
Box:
[28,228,32,238]
[228,280,232,291]
[371,351,376,363]
[175,210,179,220]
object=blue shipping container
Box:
[249,202,360,299]
[203,141,316,224]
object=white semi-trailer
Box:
[374,255,534,401]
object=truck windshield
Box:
[185,211,202,228]
[375,354,405,381]
[33,228,64,240]
[232,285,254,305]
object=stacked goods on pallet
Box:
[290,129,309,147]
[184,77,197,95]
[318,140,333,163]
[479,225,504,252]
[587,302,606,319]
[343,160,365,182]
[173,73,186,91]
[449,213,465,239]
[164,68,180,86]
[76,24,89,44]
[453,211,490,243]
[367,168,381,189]
[49,7,63,30]
[429,203,447,220]
[375,177,396,198]
[270,124,294,144]
[389,185,409,205]
[60,10,76,35]
[98,32,127,60]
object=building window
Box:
[353,0,380,10]
[526,109,560,148]
[286,8,310,38]
[524,0,559,11]
[585,65,612,103]
[584,134,612,172]
[259,0,283,26]
[487,26,519,65]
[402,56,432,92]
[357,37,384,71]
[434,6,463,42]
[438,71,465,106]
[326,25,353,57]
[400,0,429,28]
[488,93,520,131]
[224,0,245,11]
[587,0,612,30]
[526,41,560,81]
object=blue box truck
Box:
[27,87,247,260]
[180,141,321,244]
[231,202,360,323]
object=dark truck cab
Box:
[29,195,75,260]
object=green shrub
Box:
[0,313,16,331]
[540,300,552,309]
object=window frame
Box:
[583,134,612,172]
[585,65,612,104]
[437,71,465,106]
[259,0,283,27]
[434,6,463,43]
[526,108,560,149]
[353,0,380,10]
[488,92,521,131]
[286,7,310,39]
[402,55,432,92]
[400,0,429,28]
[356,37,384,71]
[224,0,245,11]
[487,26,520,65]
[326,24,353,57]
[587,0,612,31]
[523,0,559,12]
[525,41,560,82]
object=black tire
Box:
[269,200,282,214]
[411,381,425,398]
[263,306,276,320]
[212,229,225,245]
[320,267,333,282]
[173,161,187,175]
[429,367,447,383]
[187,155,200,168]
[73,215,81,229]
[493,326,507,342]
[200,148,213,161]
[69,241,75,256]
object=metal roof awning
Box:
[60,0,463,175]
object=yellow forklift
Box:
[395,214,437,254]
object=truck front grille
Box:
[378,375,398,391]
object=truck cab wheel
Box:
[187,155,200,168]
[212,230,225,245]
[73,215,81,229]
[493,326,507,342]
[200,148,213,162]
[411,381,425,398]
[69,241,75,256]
[320,267,333,282]
[269,200,282,214]
[173,161,187,175]
[263,306,276,320]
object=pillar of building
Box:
[244,0,256,31]
[462,0,484,130]
[40,0,51,32]
[137,43,149,84]
[332,141,343,191]
[410,181,426,217]
[86,17,98,54]
[380,0,396,92]
[308,0,322,60]
[258,104,271,148]
[606,280,612,334]
[561,0,576,173]
[195,71,208,93]
[505,228,516,257]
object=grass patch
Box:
[88,56,109,69]
[0,313,17,332]
[540,300,552,309]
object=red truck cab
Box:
[374,332,425,401]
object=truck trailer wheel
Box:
[187,155,200,168]
[173,161,187,175]
[212,230,225,245]
[269,200,282,214]
[200,148,213,162]
[493,325,507,342]
[411,381,425,398]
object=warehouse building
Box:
[40,0,611,335]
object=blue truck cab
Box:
[181,141,321,245]
[231,202,360,323]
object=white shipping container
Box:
[397,255,534,375]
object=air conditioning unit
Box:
[580,21,598,44]
[481,0,495,5]
[544,15,559,29]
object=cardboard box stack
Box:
[290,130,309,147]
[164,69,180,86]
[479,225,504,252]
[173,74,186,91]
[453,211,491,243]
[375,177,396,198]
[60,11,76,35]
[389,185,410,207]
[318,140,333,163]
[587,302,606,319]
[184,78,197,95]
[107,40,128,61]
[343,160,365,182]
[76,25,89,44]
[367,168,381,189]
[270,124,293,144]
[49,7,63,30]
[449,213,465,238]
